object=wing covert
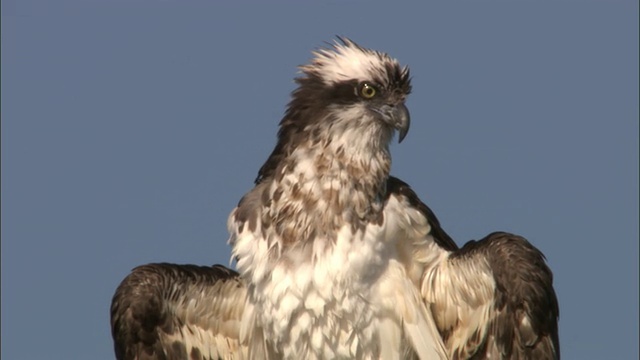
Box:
[452,232,560,360]
[427,233,559,359]
[386,177,559,359]
[110,263,248,360]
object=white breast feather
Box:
[228,195,449,359]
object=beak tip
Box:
[398,130,408,143]
[396,103,410,143]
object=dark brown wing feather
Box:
[458,233,560,360]
[110,263,247,360]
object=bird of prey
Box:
[111,38,559,360]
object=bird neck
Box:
[265,137,392,246]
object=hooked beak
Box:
[392,103,411,143]
[373,103,410,143]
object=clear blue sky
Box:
[2,1,638,359]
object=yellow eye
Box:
[360,83,377,99]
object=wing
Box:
[434,233,560,360]
[110,263,248,360]
[387,176,560,360]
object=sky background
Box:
[2,1,638,359]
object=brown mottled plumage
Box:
[110,38,559,360]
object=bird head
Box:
[295,37,411,142]
[256,37,412,183]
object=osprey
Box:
[111,38,559,360]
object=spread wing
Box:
[110,263,248,360]
[387,176,560,360]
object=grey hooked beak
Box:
[371,102,411,143]
[392,103,411,143]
